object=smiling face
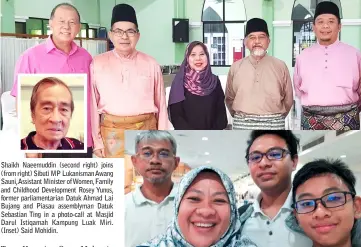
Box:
[295,174,361,247]
[109,21,140,55]
[32,83,72,142]
[248,134,297,192]
[49,5,81,43]
[313,14,341,46]
[177,172,231,247]
[245,31,270,57]
[188,45,208,72]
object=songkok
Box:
[245,18,269,37]
[111,4,138,28]
[314,1,340,21]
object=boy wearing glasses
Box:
[90,4,169,158]
[292,159,361,247]
[239,130,312,247]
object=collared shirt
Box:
[90,50,169,150]
[124,184,177,247]
[10,36,93,147]
[21,131,84,150]
[241,190,312,247]
[225,54,294,116]
[294,40,361,106]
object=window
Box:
[292,0,342,66]
[26,18,45,35]
[25,18,93,38]
[15,22,26,34]
[76,23,88,38]
[88,28,98,38]
[202,0,246,66]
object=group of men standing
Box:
[11,3,168,157]
[226,1,360,131]
[10,1,361,158]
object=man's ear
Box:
[354,196,361,219]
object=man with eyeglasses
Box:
[238,130,312,247]
[294,1,361,130]
[125,130,180,247]
[289,159,361,247]
[225,18,293,130]
[90,4,169,158]
[10,3,93,158]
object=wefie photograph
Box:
[123,130,361,247]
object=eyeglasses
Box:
[294,191,356,214]
[136,150,174,161]
[111,29,138,37]
[246,148,290,164]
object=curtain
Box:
[0,37,45,93]
[0,37,46,129]
[82,39,107,57]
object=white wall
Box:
[355,172,361,195]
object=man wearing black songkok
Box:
[225,18,293,130]
[294,1,361,130]
[90,4,169,158]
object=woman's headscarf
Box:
[168,41,218,106]
[139,166,258,247]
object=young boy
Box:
[292,159,361,247]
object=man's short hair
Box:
[135,130,177,154]
[30,77,74,115]
[245,130,300,160]
[292,158,356,204]
[50,3,81,22]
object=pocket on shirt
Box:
[334,75,354,89]
[136,73,153,97]
[334,56,357,89]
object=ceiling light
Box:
[202,137,208,141]
[299,149,312,156]
[340,155,346,158]
[204,152,210,155]
[206,160,211,164]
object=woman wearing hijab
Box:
[138,166,258,247]
[168,41,228,130]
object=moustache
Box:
[146,168,166,172]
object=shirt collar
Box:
[248,53,268,67]
[133,183,178,206]
[45,35,78,55]
[112,49,138,61]
[316,39,340,51]
[24,131,77,150]
[252,189,293,217]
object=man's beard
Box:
[145,171,172,184]
[252,47,266,57]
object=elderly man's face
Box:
[49,6,81,43]
[245,31,270,57]
[109,21,140,55]
[32,84,72,142]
